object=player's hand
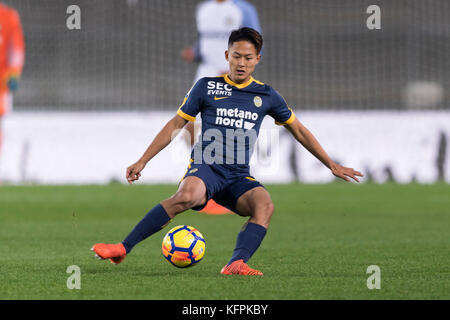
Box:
[330,163,363,183]
[126,160,146,184]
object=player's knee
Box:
[162,191,197,216]
[264,202,275,219]
[253,201,274,226]
[173,189,203,211]
[259,200,274,213]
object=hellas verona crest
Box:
[253,96,262,107]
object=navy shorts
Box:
[179,161,264,214]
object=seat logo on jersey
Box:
[216,108,258,130]
[207,81,232,97]
[254,96,262,107]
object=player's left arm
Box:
[284,118,363,183]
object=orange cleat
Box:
[200,199,231,215]
[91,243,127,264]
[220,259,263,276]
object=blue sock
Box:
[122,203,171,254]
[228,222,267,265]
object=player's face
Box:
[225,41,261,84]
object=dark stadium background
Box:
[3,0,450,111]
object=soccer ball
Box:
[162,225,206,268]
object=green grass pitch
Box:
[1,183,449,299]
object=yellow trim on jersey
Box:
[177,108,196,122]
[224,74,260,89]
[275,108,296,126]
[180,159,194,182]
[179,96,187,109]
[245,176,256,181]
[180,169,188,182]
[254,79,265,85]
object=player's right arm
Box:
[126,114,188,184]
[126,79,204,184]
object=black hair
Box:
[228,27,263,54]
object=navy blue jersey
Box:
[177,74,295,172]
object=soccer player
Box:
[0,3,25,159]
[92,28,363,275]
[181,0,262,214]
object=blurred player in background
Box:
[92,28,363,275]
[181,0,262,214]
[0,3,25,159]
[181,0,261,82]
